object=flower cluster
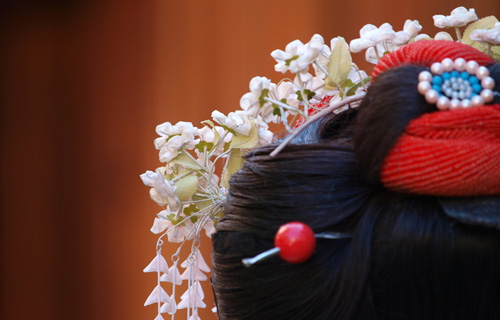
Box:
[141,112,274,319]
[347,6,500,64]
[350,20,422,64]
[141,6,500,320]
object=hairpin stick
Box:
[242,222,353,267]
[270,93,366,157]
[315,232,353,240]
[242,247,281,267]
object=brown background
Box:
[1,1,499,319]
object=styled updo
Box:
[211,41,500,320]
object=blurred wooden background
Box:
[1,1,499,319]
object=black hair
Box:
[211,63,500,320]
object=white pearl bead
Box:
[481,77,495,90]
[431,62,444,75]
[454,58,466,71]
[477,66,490,80]
[437,96,451,110]
[466,60,479,74]
[481,89,494,103]
[450,99,461,109]
[471,95,484,106]
[461,99,471,108]
[418,71,433,82]
[425,89,439,104]
[441,58,454,72]
[418,81,431,94]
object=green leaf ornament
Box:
[228,122,259,149]
[174,174,198,201]
[170,151,203,170]
[222,149,245,188]
[325,37,352,89]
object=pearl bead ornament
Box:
[418,58,496,110]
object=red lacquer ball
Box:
[274,222,316,264]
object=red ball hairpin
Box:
[242,222,352,267]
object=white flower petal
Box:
[161,264,183,285]
[144,285,170,306]
[433,6,477,28]
[376,23,396,42]
[296,34,324,70]
[192,248,210,273]
[415,33,432,41]
[154,314,165,320]
[143,254,169,273]
[203,220,216,237]
[160,301,177,315]
[272,39,312,73]
[180,264,208,281]
[150,217,169,234]
[284,39,304,54]
[249,76,271,92]
[141,170,180,208]
[434,31,454,41]
[470,22,500,45]
[167,224,188,243]
[178,283,207,309]
[404,19,422,37]
[364,47,376,64]
[350,38,374,53]
[212,110,253,136]
[392,31,411,46]
[359,24,377,36]
[270,49,287,61]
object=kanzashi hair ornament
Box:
[242,222,353,267]
[141,6,500,320]
[417,58,496,110]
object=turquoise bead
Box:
[473,83,482,93]
[469,76,479,85]
[432,76,443,86]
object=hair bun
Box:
[355,40,500,195]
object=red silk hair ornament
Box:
[375,40,500,196]
[372,40,494,80]
[381,105,500,196]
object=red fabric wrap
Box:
[381,106,500,196]
[374,40,498,196]
[372,40,494,80]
